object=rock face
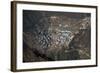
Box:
[23,10,91,62]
